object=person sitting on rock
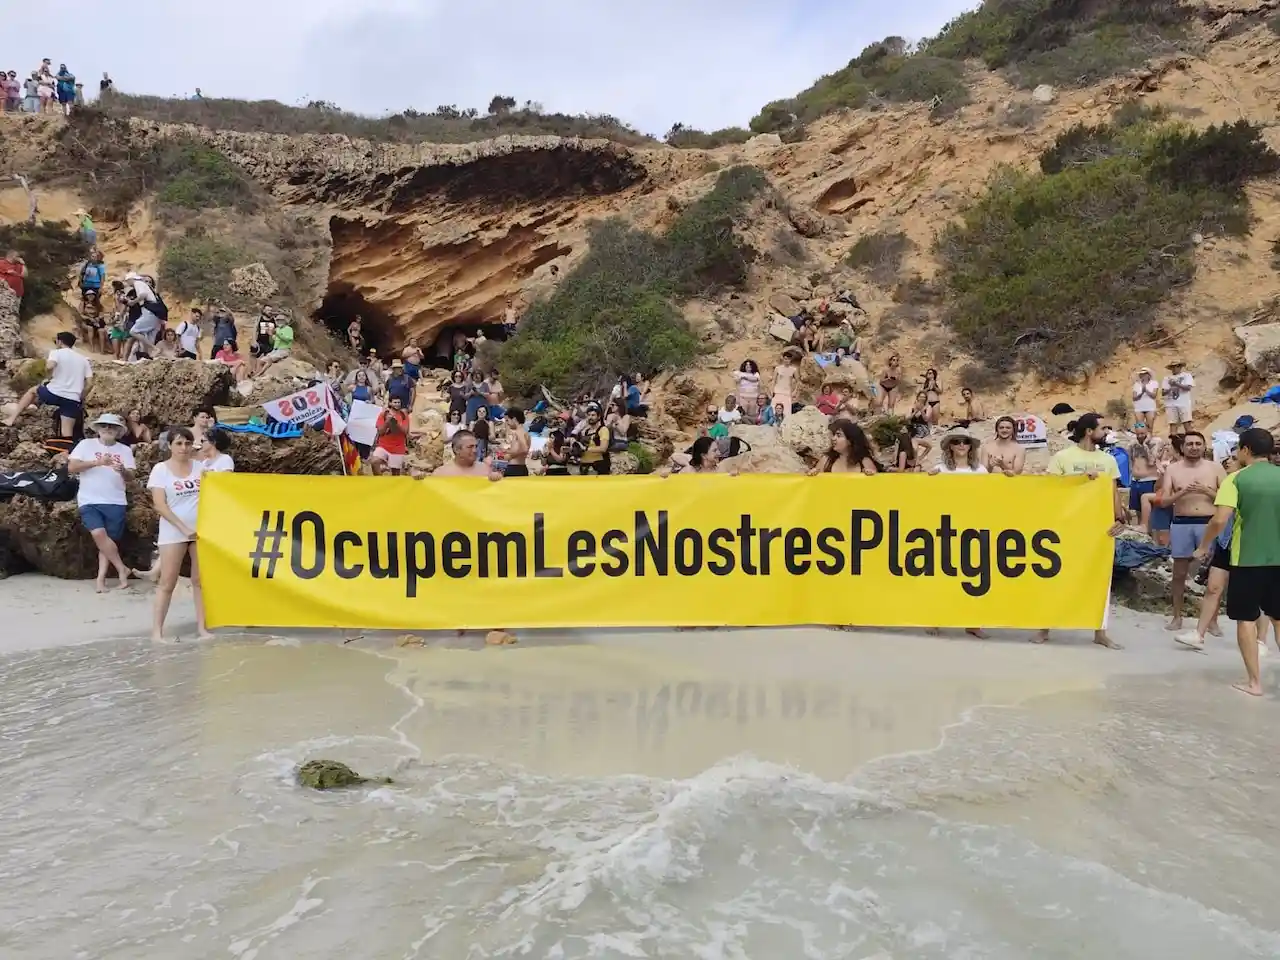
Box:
[369,395,410,476]
[810,420,878,476]
[123,409,152,445]
[214,338,249,382]
[254,316,294,377]
[155,327,180,359]
[957,387,986,426]
[605,399,632,452]
[210,309,237,360]
[760,401,784,427]
[717,395,743,427]
[815,382,841,417]
[68,412,137,593]
[5,331,92,439]
[79,288,106,354]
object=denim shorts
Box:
[79,503,127,541]
[1170,518,1208,560]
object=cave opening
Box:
[313,283,404,356]
[422,317,512,370]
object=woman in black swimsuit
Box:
[922,368,941,427]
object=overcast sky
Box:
[2,1,975,135]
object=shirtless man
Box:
[502,407,531,477]
[432,430,503,480]
[1160,430,1225,630]
[984,416,1026,476]
[401,339,424,381]
[432,430,508,641]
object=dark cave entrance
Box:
[422,316,512,370]
[314,283,403,356]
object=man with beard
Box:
[1160,430,1224,631]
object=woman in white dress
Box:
[148,426,211,642]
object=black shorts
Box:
[504,464,529,477]
[1225,566,1280,622]
[1210,542,1232,571]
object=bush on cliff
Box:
[499,166,769,397]
[0,221,87,320]
[938,117,1279,380]
[95,91,653,146]
[160,234,245,302]
[750,39,970,133]
[664,124,753,149]
[39,109,259,219]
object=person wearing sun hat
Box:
[72,208,96,246]
[1161,359,1195,436]
[930,426,988,474]
[67,412,137,592]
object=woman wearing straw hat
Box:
[930,426,989,474]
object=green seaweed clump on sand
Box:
[295,760,394,790]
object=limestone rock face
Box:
[1235,322,1280,377]
[228,429,344,475]
[719,444,807,474]
[0,496,155,579]
[609,451,640,474]
[634,410,679,463]
[87,360,235,427]
[655,374,712,428]
[227,262,280,301]
[779,405,832,459]
[0,283,21,373]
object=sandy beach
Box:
[4,573,1279,959]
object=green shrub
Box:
[498,166,769,397]
[845,229,914,286]
[938,118,1279,379]
[160,235,244,301]
[1006,24,1177,90]
[955,362,1008,392]
[1039,121,1124,174]
[154,142,258,212]
[1112,101,1168,128]
[94,91,652,146]
[627,442,656,474]
[0,221,87,319]
[1105,397,1129,420]
[868,415,910,451]
[664,124,752,149]
[749,40,969,133]
[11,359,48,394]
[39,109,260,218]
[924,0,1188,72]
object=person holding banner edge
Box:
[1033,413,1127,649]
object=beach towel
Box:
[217,421,305,440]
[1113,539,1169,571]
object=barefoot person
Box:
[1033,414,1127,649]
[68,413,136,592]
[147,427,211,642]
[5,331,92,439]
[1159,431,1224,632]
[1190,428,1280,696]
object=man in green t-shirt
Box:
[254,317,295,377]
[1193,428,1280,696]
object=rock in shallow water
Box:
[295,760,394,790]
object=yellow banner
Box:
[196,474,1113,631]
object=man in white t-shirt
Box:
[176,306,203,359]
[68,412,136,591]
[1161,360,1194,435]
[1131,367,1158,420]
[4,331,92,438]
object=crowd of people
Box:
[3,203,1279,690]
[0,59,99,116]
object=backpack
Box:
[149,293,169,322]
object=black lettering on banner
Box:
[368,532,399,579]
[996,530,1027,577]
[904,528,934,576]
[291,511,325,579]
[636,510,668,576]
[937,515,959,577]
[736,514,758,575]
[534,513,564,578]
[478,531,528,579]
[1030,531,1063,577]
[850,510,884,574]
[958,528,991,598]
[706,528,736,575]
[784,528,812,575]
[334,531,364,579]
[442,532,471,578]
[758,527,782,576]
[815,527,846,574]
[567,531,596,577]
[600,529,629,576]
[674,529,702,575]
[404,532,436,598]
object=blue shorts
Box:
[403,362,420,381]
[1170,517,1208,560]
[1128,478,1156,512]
[36,384,83,421]
[79,503,126,541]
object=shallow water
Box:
[2,636,1278,959]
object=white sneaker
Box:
[1175,631,1205,651]
[1259,642,1268,659]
